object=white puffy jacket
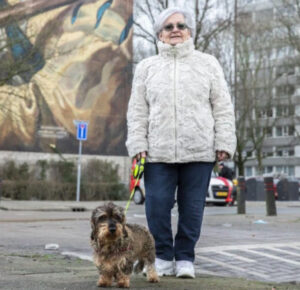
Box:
[126,38,236,163]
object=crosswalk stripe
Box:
[216,251,256,263]
[195,242,300,253]
[268,247,300,257]
[197,255,269,279]
[245,249,300,266]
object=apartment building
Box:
[236,0,300,177]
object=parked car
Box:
[129,163,236,206]
[206,171,236,206]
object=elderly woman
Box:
[126,7,236,278]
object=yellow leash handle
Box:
[133,157,145,179]
[125,157,146,215]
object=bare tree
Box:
[234,10,281,175]
[273,0,300,52]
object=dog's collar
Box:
[118,246,133,253]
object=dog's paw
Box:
[97,276,112,287]
[117,278,130,288]
[147,269,159,283]
[147,274,159,283]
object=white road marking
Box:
[216,251,256,263]
[195,242,300,253]
[268,247,300,257]
[133,214,146,218]
[197,255,269,279]
[245,249,300,266]
[196,268,222,276]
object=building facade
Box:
[236,0,300,178]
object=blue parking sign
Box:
[76,122,88,141]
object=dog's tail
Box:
[134,259,145,274]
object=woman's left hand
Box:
[216,150,230,161]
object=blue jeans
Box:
[144,162,214,262]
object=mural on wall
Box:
[0,0,133,155]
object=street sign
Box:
[73,120,89,202]
[76,122,88,141]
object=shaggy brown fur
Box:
[90,202,159,288]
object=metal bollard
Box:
[264,176,277,216]
[237,176,246,214]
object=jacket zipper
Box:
[173,53,177,161]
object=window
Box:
[264,166,273,174]
[276,85,295,97]
[288,166,295,176]
[287,65,295,75]
[257,107,273,119]
[288,149,294,156]
[276,147,294,157]
[264,151,273,157]
[275,126,295,137]
[245,166,253,177]
[276,105,294,117]
[275,166,295,177]
[265,127,273,137]
[276,126,283,137]
[276,65,295,77]
[288,126,295,136]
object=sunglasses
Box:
[163,23,188,32]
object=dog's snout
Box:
[109,223,116,233]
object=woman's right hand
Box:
[135,151,147,161]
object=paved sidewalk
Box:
[1,252,298,290]
[1,199,300,289]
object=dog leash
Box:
[124,157,145,215]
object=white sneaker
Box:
[155,258,175,276]
[175,260,195,278]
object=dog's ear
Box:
[123,225,128,238]
[90,220,97,241]
[118,207,126,224]
[91,229,96,241]
[90,210,97,241]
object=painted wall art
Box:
[0,0,133,155]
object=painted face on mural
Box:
[159,13,191,46]
[0,0,133,155]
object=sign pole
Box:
[76,139,82,202]
[74,120,88,202]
